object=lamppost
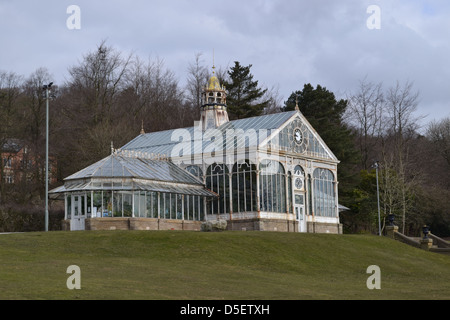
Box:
[373,161,381,236]
[43,82,53,232]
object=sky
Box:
[1,0,449,128]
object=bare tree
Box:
[59,41,133,171]
[185,53,209,112]
[67,40,132,127]
[346,78,385,169]
[382,80,422,233]
[123,56,187,132]
[385,80,421,147]
[427,117,450,167]
[20,67,53,196]
[261,84,283,115]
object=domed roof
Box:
[207,75,222,91]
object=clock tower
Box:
[200,66,229,131]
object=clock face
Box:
[284,118,308,154]
[294,128,303,144]
[295,177,303,190]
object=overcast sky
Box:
[1,0,449,128]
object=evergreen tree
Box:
[222,61,269,120]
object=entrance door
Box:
[71,194,86,231]
[295,194,306,232]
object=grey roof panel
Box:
[49,180,217,197]
[65,154,203,185]
[120,112,297,157]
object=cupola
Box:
[200,66,229,131]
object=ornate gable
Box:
[265,112,339,162]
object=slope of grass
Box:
[0,230,449,300]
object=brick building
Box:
[1,139,57,186]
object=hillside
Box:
[0,230,449,300]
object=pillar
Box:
[385,225,398,239]
[420,238,433,251]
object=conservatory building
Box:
[51,73,342,233]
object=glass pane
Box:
[295,195,304,205]
[177,194,182,219]
[74,196,79,216]
[146,192,152,218]
[66,194,72,219]
[87,193,92,218]
[162,193,168,219]
[123,193,132,217]
[170,194,176,219]
[93,192,102,218]
[152,192,159,218]
[189,195,194,220]
[133,193,139,217]
[288,173,292,213]
[199,196,204,221]
[103,191,112,217]
[113,193,122,217]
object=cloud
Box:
[0,0,449,124]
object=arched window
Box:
[232,160,257,213]
[293,165,305,191]
[294,165,304,177]
[186,165,203,181]
[259,160,286,213]
[206,163,229,215]
[313,168,336,217]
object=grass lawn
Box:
[0,230,449,300]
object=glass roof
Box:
[64,153,203,185]
[120,111,298,157]
[49,180,217,197]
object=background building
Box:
[1,139,57,185]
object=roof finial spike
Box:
[295,96,300,112]
[212,48,215,75]
[140,120,145,135]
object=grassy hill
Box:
[0,230,449,300]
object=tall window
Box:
[259,160,286,213]
[232,160,257,213]
[184,195,204,221]
[206,163,230,214]
[313,168,336,217]
[287,172,293,214]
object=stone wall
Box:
[63,218,203,231]
[62,217,342,234]
[307,221,343,234]
[227,218,297,232]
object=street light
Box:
[373,161,381,236]
[43,82,53,232]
